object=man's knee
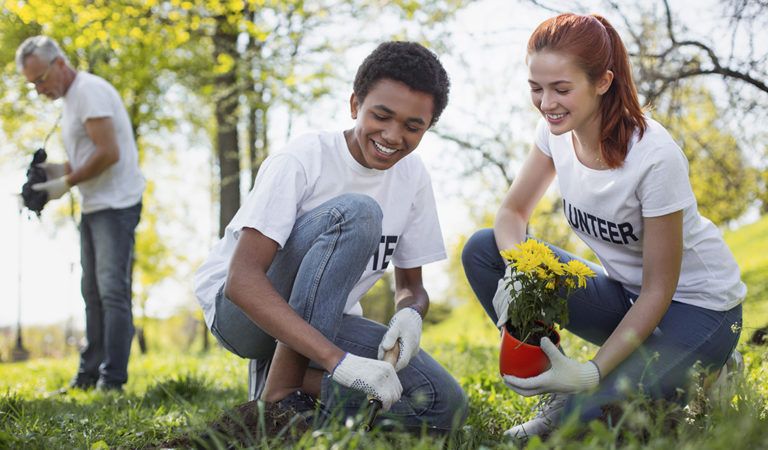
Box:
[330,194,383,245]
[335,193,382,223]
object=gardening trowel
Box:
[361,340,400,431]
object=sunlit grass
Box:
[0,216,766,448]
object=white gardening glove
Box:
[331,352,403,411]
[502,337,601,396]
[36,161,69,179]
[378,306,422,372]
[32,176,70,200]
[493,265,521,328]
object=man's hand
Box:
[36,161,68,179]
[32,176,70,200]
[331,352,403,411]
[378,307,422,371]
[502,337,600,396]
[493,265,521,327]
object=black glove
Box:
[21,148,49,216]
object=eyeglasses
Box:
[29,59,56,88]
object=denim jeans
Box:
[462,228,742,421]
[211,194,468,430]
[77,202,142,387]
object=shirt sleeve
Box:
[637,143,696,217]
[391,169,447,269]
[228,153,309,247]
[78,78,115,122]
[534,118,552,157]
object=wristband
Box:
[331,353,348,377]
[589,359,602,381]
[406,306,423,319]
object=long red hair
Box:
[528,14,646,168]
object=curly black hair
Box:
[353,41,450,127]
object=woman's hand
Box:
[502,337,600,396]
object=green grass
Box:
[1,216,767,448]
[724,216,768,340]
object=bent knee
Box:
[461,228,496,266]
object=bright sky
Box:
[1,0,752,328]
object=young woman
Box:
[462,13,745,438]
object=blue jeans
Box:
[77,202,142,387]
[462,228,742,421]
[211,194,468,430]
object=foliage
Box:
[652,83,760,225]
[361,272,454,326]
[360,272,397,325]
[723,214,768,340]
[499,239,596,345]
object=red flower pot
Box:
[499,321,560,378]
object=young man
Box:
[193,41,467,430]
[16,36,145,393]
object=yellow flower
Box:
[564,259,596,288]
[500,248,522,262]
[513,256,539,274]
[519,239,551,259]
[498,239,593,343]
[543,255,565,276]
[534,266,551,280]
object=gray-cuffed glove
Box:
[331,352,403,411]
[378,306,422,371]
[32,176,69,200]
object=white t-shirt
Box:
[535,117,746,311]
[194,131,446,328]
[62,72,145,213]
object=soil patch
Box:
[156,400,310,449]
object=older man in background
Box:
[16,36,145,393]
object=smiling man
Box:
[193,41,467,431]
[16,36,145,394]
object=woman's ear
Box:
[349,93,359,120]
[597,70,614,95]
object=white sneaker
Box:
[504,393,567,439]
[727,348,744,374]
[710,349,743,399]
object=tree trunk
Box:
[214,16,240,238]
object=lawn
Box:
[1,216,767,448]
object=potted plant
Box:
[498,239,595,378]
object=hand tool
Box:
[361,340,400,431]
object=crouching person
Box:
[193,41,468,432]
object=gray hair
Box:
[15,36,67,73]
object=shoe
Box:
[504,393,567,439]
[52,378,96,396]
[277,390,330,426]
[95,380,124,393]
[710,348,743,400]
[726,348,744,374]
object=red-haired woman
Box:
[461,13,745,438]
